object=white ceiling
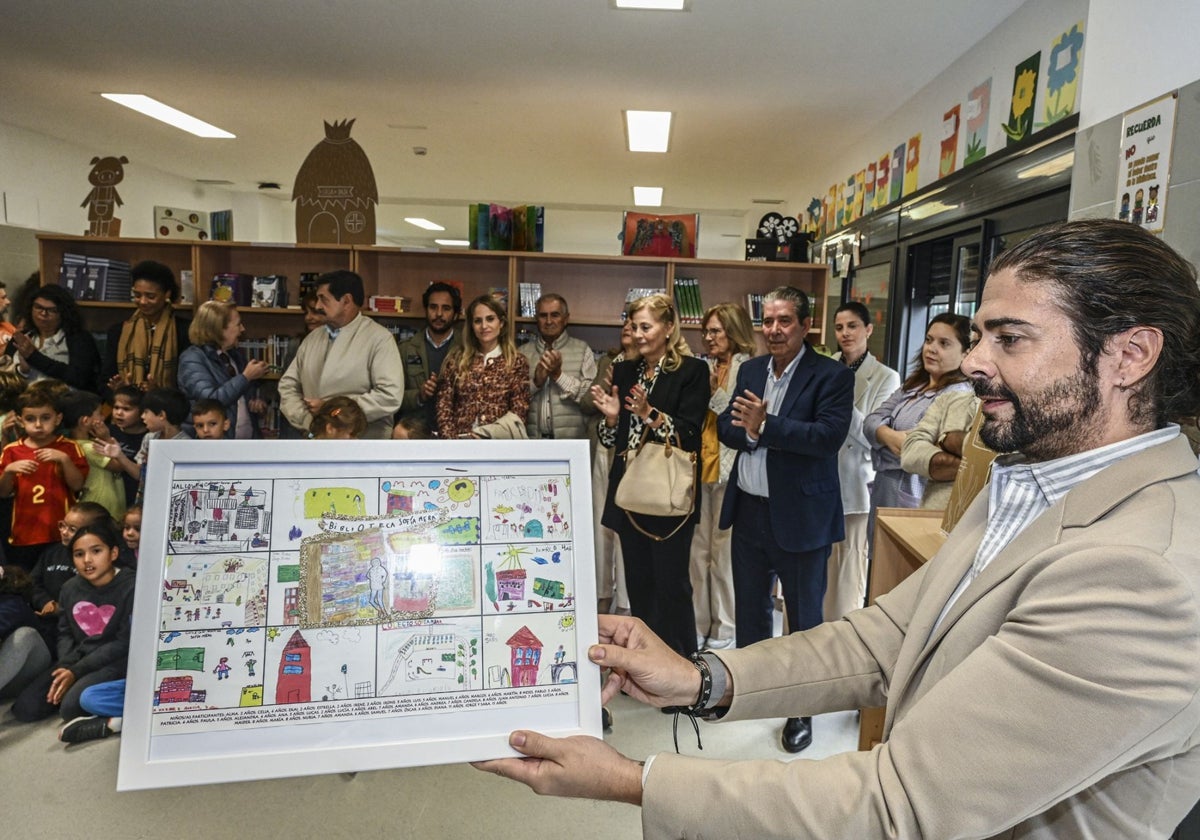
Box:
[1,0,1027,249]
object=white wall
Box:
[1077,0,1200,128]
[791,0,1088,224]
[0,122,242,239]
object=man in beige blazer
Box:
[476,219,1200,839]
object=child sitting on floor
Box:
[0,564,50,702]
[11,519,135,724]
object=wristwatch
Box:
[646,407,662,425]
[757,417,767,436]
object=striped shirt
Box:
[932,424,1181,633]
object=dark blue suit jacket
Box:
[717,345,854,553]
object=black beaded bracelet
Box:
[685,651,714,715]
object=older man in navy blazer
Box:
[717,285,853,752]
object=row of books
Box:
[469,203,545,251]
[236,336,293,368]
[367,295,412,314]
[621,287,666,320]
[516,282,542,317]
[744,293,817,326]
[59,254,132,302]
[671,277,705,325]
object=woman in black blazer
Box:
[591,294,708,656]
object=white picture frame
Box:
[119,439,599,790]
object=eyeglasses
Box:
[57,520,79,534]
[701,328,725,338]
[32,304,60,315]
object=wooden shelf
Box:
[38,235,829,353]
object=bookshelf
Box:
[38,235,830,358]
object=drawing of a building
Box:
[276,630,312,704]
[496,568,526,601]
[155,675,207,705]
[385,488,416,514]
[506,625,542,687]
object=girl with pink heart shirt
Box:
[11,520,134,723]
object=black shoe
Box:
[781,716,812,754]
[601,706,613,731]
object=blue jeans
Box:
[80,679,126,718]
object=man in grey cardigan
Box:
[278,270,403,439]
[520,293,596,440]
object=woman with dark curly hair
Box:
[6,284,100,391]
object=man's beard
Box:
[974,366,1103,461]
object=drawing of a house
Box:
[276,630,312,704]
[506,625,542,687]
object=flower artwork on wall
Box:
[964,79,992,167]
[1004,52,1041,146]
[940,105,962,178]
[1044,23,1084,126]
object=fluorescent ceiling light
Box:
[100,94,234,138]
[633,186,663,206]
[404,217,445,231]
[435,239,470,247]
[614,0,688,9]
[625,110,672,153]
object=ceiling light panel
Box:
[613,1,688,10]
[633,186,663,206]
[625,110,672,153]
[100,94,234,138]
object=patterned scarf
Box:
[117,307,179,388]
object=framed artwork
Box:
[119,440,599,790]
[621,211,698,258]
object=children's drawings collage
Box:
[150,470,581,735]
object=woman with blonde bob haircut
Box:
[436,294,530,438]
[177,301,269,438]
[592,293,709,655]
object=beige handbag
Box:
[615,428,697,541]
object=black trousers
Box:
[731,492,830,647]
[617,515,698,657]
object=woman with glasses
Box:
[5,285,100,391]
[690,303,756,650]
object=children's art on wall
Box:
[939,105,961,178]
[853,170,866,219]
[1043,23,1084,126]
[82,155,128,237]
[1004,52,1041,146]
[120,440,599,790]
[804,197,823,236]
[621,212,698,258]
[890,143,906,204]
[874,152,891,211]
[292,118,378,245]
[834,183,845,230]
[903,135,921,197]
[862,164,876,212]
[964,79,992,167]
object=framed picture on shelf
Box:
[621,212,699,258]
[119,439,599,790]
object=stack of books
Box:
[672,277,704,325]
[517,282,542,317]
[367,295,411,314]
[59,254,132,302]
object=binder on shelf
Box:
[210,273,254,307]
[251,275,288,308]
